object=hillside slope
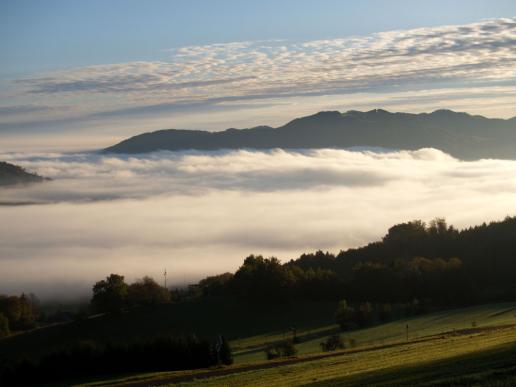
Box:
[82,306,516,386]
[0,161,49,186]
[0,299,336,361]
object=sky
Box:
[1,0,516,150]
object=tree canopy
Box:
[91,274,129,314]
[196,217,516,307]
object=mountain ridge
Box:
[103,109,516,160]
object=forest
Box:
[2,216,514,335]
[198,217,516,307]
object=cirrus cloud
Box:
[1,16,515,143]
[13,17,516,100]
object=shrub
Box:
[265,347,280,360]
[282,340,298,357]
[320,333,345,352]
[265,340,298,360]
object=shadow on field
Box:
[0,299,337,361]
[304,341,516,386]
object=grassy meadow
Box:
[73,302,516,387]
[166,326,516,386]
[234,302,516,363]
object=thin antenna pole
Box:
[163,268,167,289]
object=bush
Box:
[282,340,298,357]
[265,340,298,360]
[320,333,345,352]
[265,348,280,360]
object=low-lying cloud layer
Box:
[1,148,516,299]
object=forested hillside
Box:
[198,217,516,306]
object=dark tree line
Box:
[196,217,516,307]
[0,275,173,337]
[334,298,421,330]
[0,335,232,386]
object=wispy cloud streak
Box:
[13,18,516,100]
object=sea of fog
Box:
[1,148,516,300]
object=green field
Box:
[171,327,516,386]
[234,302,516,363]
[3,301,516,386]
[80,323,516,386]
[74,302,516,387]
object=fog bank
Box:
[1,148,516,299]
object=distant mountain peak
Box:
[103,109,516,160]
[367,108,391,114]
[430,109,470,117]
[293,110,343,122]
[313,110,342,117]
[432,108,455,114]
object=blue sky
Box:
[1,0,516,150]
[2,0,516,76]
